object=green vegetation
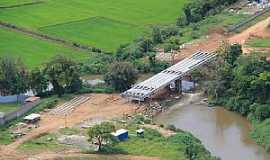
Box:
[59,127,80,136]
[247,38,270,48]
[18,133,67,153]
[0,129,13,145]
[0,0,39,7]
[234,12,270,33]
[0,28,89,69]
[176,0,238,25]
[193,43,270,151]
[104,62,138,92]
[251,119,270,153]
[0,0,188,51]
[0,0,249,68]
[195,44,270,121]
[44,55,82,97]
[0,102,22,114]
[40,17,146,51]
[178,11,248,42]
[114,128,218,160]
[88,122,116,151]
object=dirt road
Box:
[0,17,269,160]
[228,17,270,45]
[0,94,140,159]
[31,151,160,160]
[172,17,270,61]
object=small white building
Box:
[24,113,41,123]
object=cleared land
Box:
[0,0,188,51]
[0,27,90,68]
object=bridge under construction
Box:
[121,51,217,101]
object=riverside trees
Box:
[104,62,138,92]
[177,0,239,26]
[0,57,29,96]
[196,44,270,121]
[0,55,82,97]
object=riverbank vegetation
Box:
[114,127,219,160]
[251,119,270,152]
[192,43,270,152]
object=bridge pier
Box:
[175,79,182,94]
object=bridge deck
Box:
[121,52,217,101]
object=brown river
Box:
[154,93,270,160]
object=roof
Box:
[111,129,128,136]
[24,96,40,103]
[136,128,144,133]
[121,52,217,101]
[24,113,41,121]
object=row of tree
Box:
[192,43,270,121]
[0,56,82,97]
[177,0,238,26]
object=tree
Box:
[44,55,82,97]
[104,62,138,92]
[176,14,188,26]
[30,68,49,95]
[225,44,242,65]
[88,122,116,151]
[0,57,29,96]
[152,26,162,44]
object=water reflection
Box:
[154,93,270,160]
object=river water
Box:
[154,93,270,160]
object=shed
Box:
[24,96,40,103]
[111,129,128,141]
[136,128,144,137]
[24,113,41,123]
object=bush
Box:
[78,86,114,94]
[251,118,270,153]
[166,124,177,132]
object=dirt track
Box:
[0,94,141,159]
[173,17,270,61]
[0,17,270,160]
[30,151,160,160]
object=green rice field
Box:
[0,27,90,68]
[0,0,40,7]
[0,0,188,51]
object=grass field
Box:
[0,0,40,7]
[247,38,270,48]
[0,27,90,68]
[40,17,146,51]
[115,127,216,160]
[0,0,188,51]
[0,102,21,114]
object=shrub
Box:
[166,124,177,132]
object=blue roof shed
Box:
[112,129,128,141]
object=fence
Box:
[0,100,41,125]
[227,7,270,32]
[0,95,27,103]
